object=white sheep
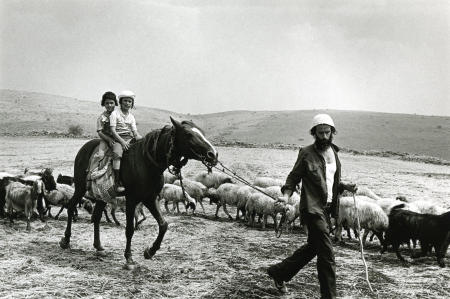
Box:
[341,186,382,201]
[335,196,389,248]
[193,171,233,189]
[44,183,92,220]
[0,172,15,179]
[101,197,146,229]
[5,180,41,230]
[159,184,196,214]
[408,200,448,215]
[235,186,257,221]
[253,177,283,188]
[245,192,288,229]
[261,186,282,200]
[173,179,209,213]
[375,198,419,215]
[285,192,301,231]
[212,183,241,219]
[164,172,178,184]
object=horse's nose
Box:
[206,151,217,161]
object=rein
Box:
[212,160,288,238]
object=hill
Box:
[1,89,449,161]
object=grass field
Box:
[1,137,449,298]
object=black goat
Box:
[382,205,450,267]
[57,174,74,186]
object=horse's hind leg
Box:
[92,200,107,256]
[124,200,137,269]
[143,197,168,260]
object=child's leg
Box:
[98,140,108,159]
[112,142,125,192]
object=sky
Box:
[1,0,449,115]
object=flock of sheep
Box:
[1,168,449,267]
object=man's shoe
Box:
[267,268,287,294]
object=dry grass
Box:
[1,137,449,298]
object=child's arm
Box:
[110,126,130,151]
[98,131,115,147]
[96,115,115,146]
[131,115,143,140]
[132,130,143,140]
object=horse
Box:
[59,117,218,269]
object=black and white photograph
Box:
[1,1,449,298]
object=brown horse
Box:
[59,117,218,269]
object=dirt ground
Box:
[0,137,449,298]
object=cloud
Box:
[1,0,448,115]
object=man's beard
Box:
[314,134,333,151]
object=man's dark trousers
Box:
[268,212,336,298]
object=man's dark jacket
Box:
[281,143,346,220]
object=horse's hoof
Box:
[123,262,136,270]
[96,250,107,257]
[143,247,156,259]
[94,243,105,251]
[59,237,70,249]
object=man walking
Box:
[267,113,357,298]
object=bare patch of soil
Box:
[1,137,449,298]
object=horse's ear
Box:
[170,116,182,129]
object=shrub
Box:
[68,124,83,136]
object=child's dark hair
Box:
[101,91,118,106]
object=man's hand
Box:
[345,183,358,194]
[276,193,290,204]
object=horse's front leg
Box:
[143,197,168,260]
[92,200,107,256]
[124,199,137,270]
[59,189,85,249]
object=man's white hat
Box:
[311,114,335,129]
[118,90,135,100]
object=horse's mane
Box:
[131,125,173,170]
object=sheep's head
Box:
[222,177,233,185]
[285,205,296,222]
[207,188,219,205]
[396,195,407,202]
[274,201,288,214]
[82,199,94,215]
[186,201,196,212]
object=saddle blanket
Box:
[86,144,117,203]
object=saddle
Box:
[86,145,117,203]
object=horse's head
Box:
[170,117,218,167]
